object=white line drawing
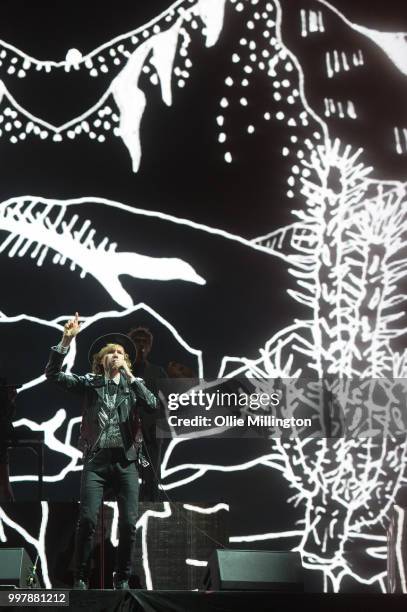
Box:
[394,127,403,155]
[216,138,407,590]
[0,0,330,177]
[155,133,407,592]
[323,98,357,119]
[230,530,303,542]
[10,411,83,485]
[0,0,227,170]
[0,196,207,310]
[0,0,189,75]
[0,0,225,86]
[0,503,51,588]
[394,127,407,155]
[138,502,170,590]
[105,501,173,589]
[4,304,203,485]
[300,9,325,37]
[316,0,407,76]
[0,194,287,318]
[395,505,407,593]
[325,50,364,78]
[185,559,208,566]
[0,0,404,178]
[1,0,407,594]
[0,501,226,588]
[183,503,229,513]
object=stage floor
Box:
[20,589,405,612]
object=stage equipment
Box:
[0,548,42,588]
[6,432,45,501]
[204,549,303,591]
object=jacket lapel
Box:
[116,372,130,410]
[91,373,130,411]
[92,376,106,403]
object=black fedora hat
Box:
[88,333,137,365]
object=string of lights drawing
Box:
[0,0,406,591]
[0,0,406,174]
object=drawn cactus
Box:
[225,139,407,590]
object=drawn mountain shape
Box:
[279,0,407,180]
[0,0,225,128]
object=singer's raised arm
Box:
[45,312,90,393]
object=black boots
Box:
[113,577,129,590]
[72,576,130,589]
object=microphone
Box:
[26,554,40,588]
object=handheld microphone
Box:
[119,366,129,380]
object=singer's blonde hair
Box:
[91,343,133,375]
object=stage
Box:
[8,590,404,612]
[1,0,407,604]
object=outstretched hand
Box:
[63,312,81,339]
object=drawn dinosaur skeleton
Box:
[0,197,206,309]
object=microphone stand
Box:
[26,554,39,588]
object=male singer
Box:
[45,313,157,589]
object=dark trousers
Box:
[139,438,162,502]
[74,448,139,581]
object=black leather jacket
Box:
[45,348,157,462]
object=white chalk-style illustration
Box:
[0,0,404,176]
[0,502,52,588]
[0,0,227,171]
[0,0,406,593]
[0,196,206,310]
[0,501,227,589]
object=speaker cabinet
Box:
[0,548,39,588]
[205,549,303,591]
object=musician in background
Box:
[127,326,167,502]
[0,378,17,502]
